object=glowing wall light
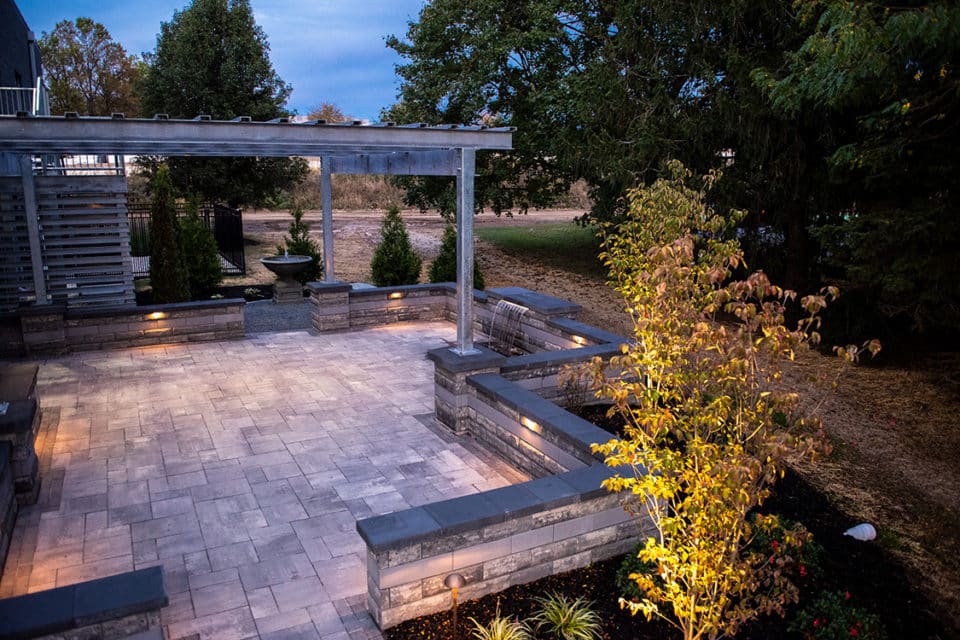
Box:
[146,311,167,320]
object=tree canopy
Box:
[138,0,306,207]
[388,0,960,337]
[39,17,141,116]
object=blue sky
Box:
[16,0,427,121]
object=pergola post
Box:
[320,157,334,282]
[18,154,47,304]
[453,147,478,355]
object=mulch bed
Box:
[387,406,948,640]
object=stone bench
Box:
[0,364,40,505]
[0,566,168,640]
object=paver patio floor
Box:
[0,322,526,639]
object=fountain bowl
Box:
[260,255,313,279]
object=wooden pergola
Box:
[0,114,514,354]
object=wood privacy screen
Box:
[0,175,134,311]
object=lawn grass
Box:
[476,223,605,279]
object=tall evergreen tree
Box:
[179,201,223,297]
[139,0,306,207]
[428,225,484,290]
[149,165,190,303]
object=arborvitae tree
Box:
[428,224,485,290]
[370,204,422,286]
[179,200,223,297]
[149,165,190,303]
[276,207,322,284]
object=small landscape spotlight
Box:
[444,572,466,636]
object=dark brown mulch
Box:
[387,407,949,640]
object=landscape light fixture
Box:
[444,572,466,636]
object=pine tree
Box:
[149,165,190,303]
[276,207,322,284]
[428,224,484,290]
[370,205,422,286]
[179,201,223,297]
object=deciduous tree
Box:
[39,18,141,116]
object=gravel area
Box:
[243,298,313,333]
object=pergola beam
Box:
[0,115,513,157]
[325,150,459,176]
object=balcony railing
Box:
[0,79,48,116]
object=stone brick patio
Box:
[0,322,526,639]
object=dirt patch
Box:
[235,207,960,634]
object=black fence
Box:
[126,201,245,276]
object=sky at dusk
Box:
[15,0,428,121]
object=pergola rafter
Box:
[0,114,514,354]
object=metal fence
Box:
[126,201,246,276]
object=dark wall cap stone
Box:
[427,346,504,373]
[525,475,580,508]
[16,304,67,317]
[559,464,619,500]
[487,287,580,316]
[424,491,506,535]
[65,299,244,320]
[73,566,167,626]
[306,281,353,293]
[480,483,543,518]
[501,343,620,372]
[349,283,451,298]
[0,566,166,640]
[547,317,628,346]
[356,507,441,552]
[0,584,74,639]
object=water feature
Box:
[260,254,313,303]
[487,299,528,355]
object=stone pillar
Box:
[308,281,352,332]
[426,346,504,434]
[19,305,66,355]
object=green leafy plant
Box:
[276,206,322,284]
[429,224,485,289]
[148,164,190,303]
[371,204,422,286]
[469,601,531,640]
[746,513,823,583]
[585,161,879,640]
[529,592,601,640]
[789,590,887,640]
[179,200,223,297]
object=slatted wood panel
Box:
[35,176,135,308]
[0,178,35,310]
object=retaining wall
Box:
[1,298,245,355]
[357,287,641,630]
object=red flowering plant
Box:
[789,590,887,639]
[746,513,824,585]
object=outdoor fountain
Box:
[260,251,313,303]
[487,299,529,355]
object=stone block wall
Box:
[61,299,245,352]
[359,296,641,630]
[358,464,649,630]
